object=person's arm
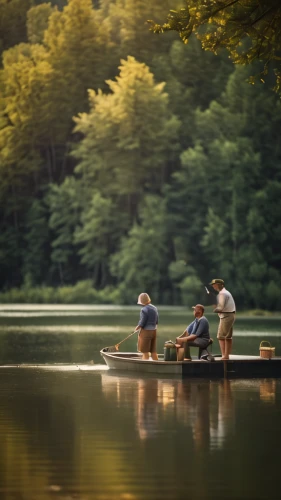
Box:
[186,320,199,342]
[177,322,193,341]
[136,308,147,330]
[177,329,187,339]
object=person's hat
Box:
[209,278,224,286]
[137,293,151,305]
[192,304,205,312]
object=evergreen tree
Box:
[102,0,176,64]
[167,64,281,308]
[110,195,172,303]
[0,0,280,309]
[47,178,82,284]
[74,192,129,288]
[0,0,33,54]
[27,3,55,44]
[73,56,181,216]
[23,198,51,285]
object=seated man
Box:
[176,304,213,361]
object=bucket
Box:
[164,342,177,361]
[259,340,275,359]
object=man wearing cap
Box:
[176,304,213,361]
[210,279,236,360]
[135,292,159,361]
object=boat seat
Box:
[198,338,214,361]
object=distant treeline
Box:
[0,0,281,309]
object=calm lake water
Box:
[0,305,281,500]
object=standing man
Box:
[210,279,236,360]
[135,292,158,361]
[176,304,213,361]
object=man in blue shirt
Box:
[176,304,212,361]
[135,292,158,361]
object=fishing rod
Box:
[204,283,219,297]
[104,329,141,352]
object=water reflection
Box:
[0,366,280,499]
[101,374,237,450]
[259,379,277,403]
[136,379,159,440]
[209,380,234,450]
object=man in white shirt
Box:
[210,279,236,360]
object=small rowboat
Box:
[100,348,281,378]
[101,349,183,375]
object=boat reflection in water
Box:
[259,379,277,403]
[101,373,278,451]
[209,379,234,450]
[101,373,237,450]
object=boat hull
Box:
[100,349,281,378]
[101,350,182,374]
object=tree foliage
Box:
[74,192,129,288]
[110,195,172,303]
[73,56,181,204]
[150,0,281,92]
[0,0,33,53]
[0,0,281,309]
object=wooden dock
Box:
[182,355,281,378]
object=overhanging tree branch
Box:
[149,0,281,93]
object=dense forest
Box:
[0,0,280,309]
